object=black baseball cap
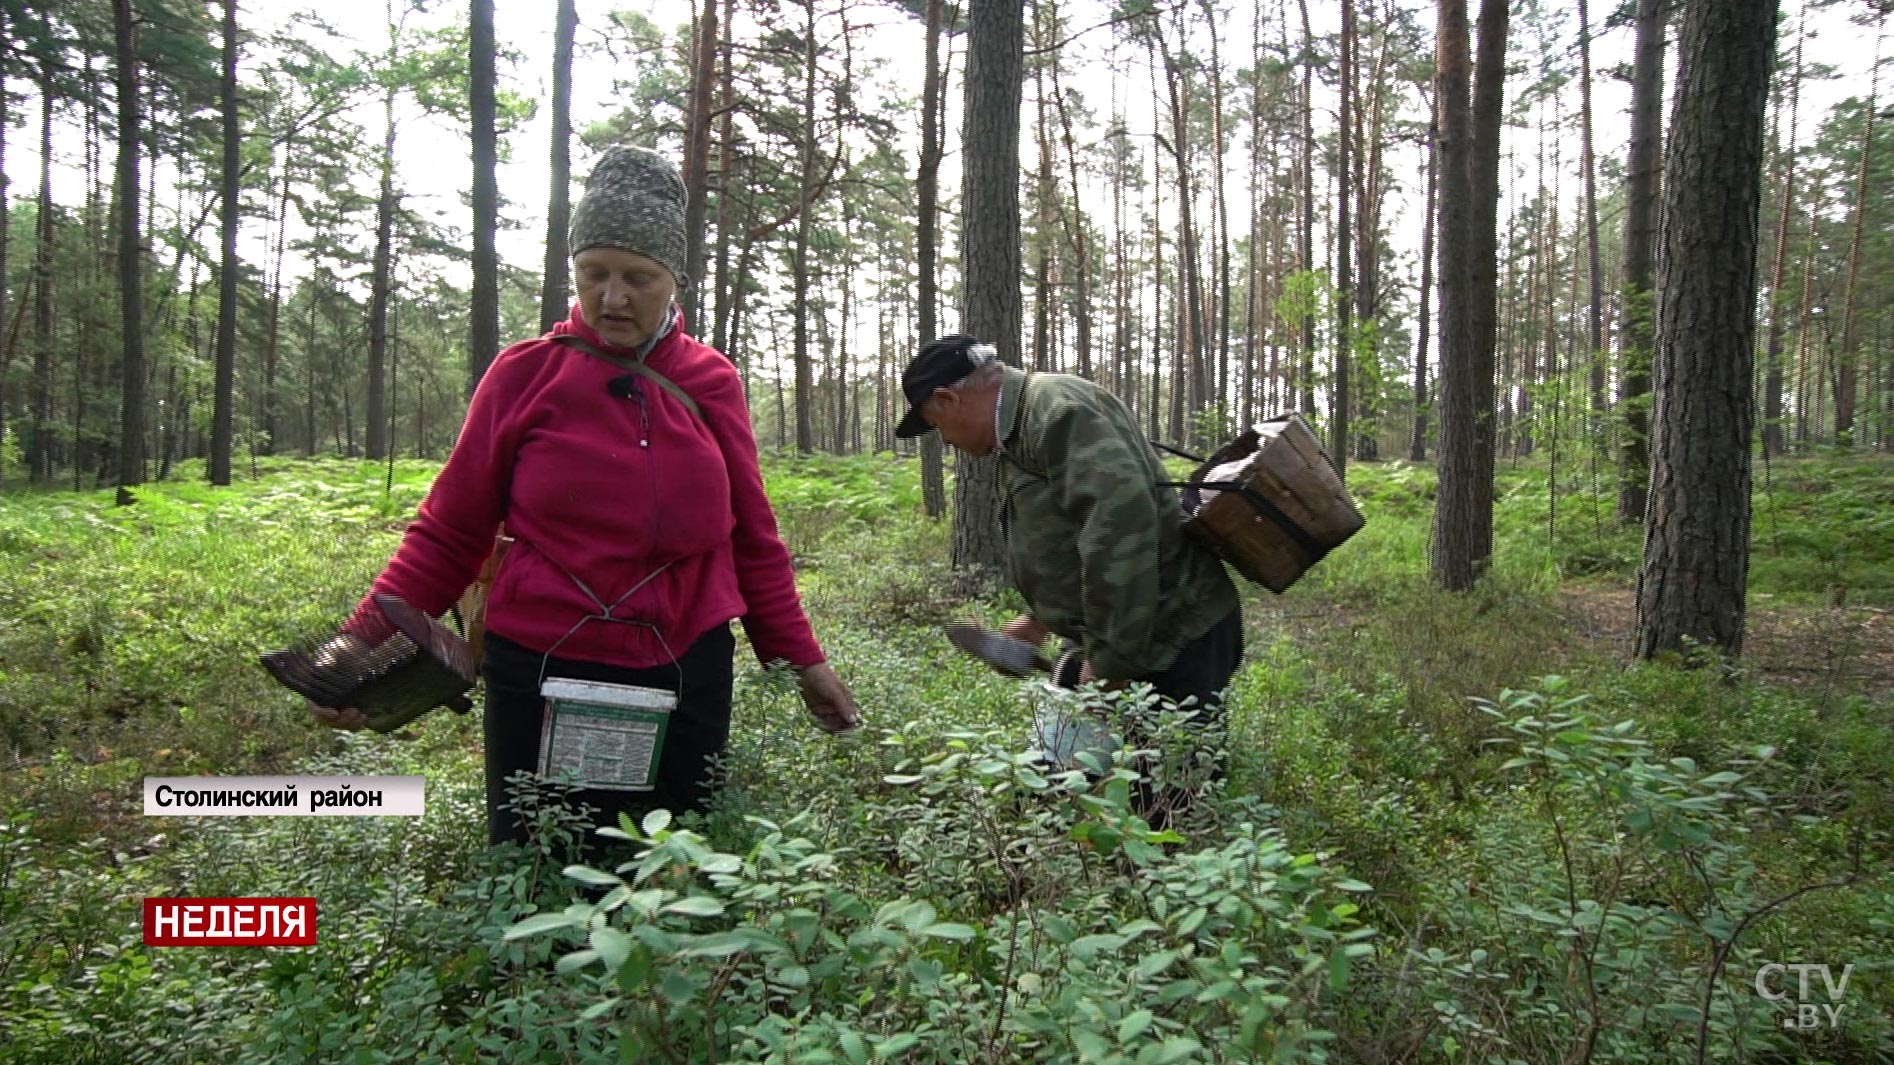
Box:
[894,334,989,438]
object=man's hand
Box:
[1076,659,1129,693]
[796,661,862,734]
[1000,614,1048,647]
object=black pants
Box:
[481,625,735,855]
[1122,608,1244,828]
[1136,607,1245,715]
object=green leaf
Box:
[564,865,622,888]
[642,809,672,836]
[658,969,698,1005]
[1136,950,1179,978]
[591,927,631,971]
[1119,1008,1155,1042]
[840,1031,868,1065]
[580,996,621,1021]
[921,922,976,942]
[1155,1036,1203,1062]
[556,948,600,975]
[503,913,577,941]
[1069,933,1127,960]
[677,929,784,959]
[662,896,725,918]
[875,1034,921,1060]
[1073,1029,1111,1061]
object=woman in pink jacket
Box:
[312,145,859,851]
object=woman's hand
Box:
[796,661,862,734]
[306,632,372,730]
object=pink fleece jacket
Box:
[345,303,824,670]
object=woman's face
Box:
[574,247,676,348]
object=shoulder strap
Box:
[549,333,703,422]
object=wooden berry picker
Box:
[260,594,478,734]
[1172,414,1365,593]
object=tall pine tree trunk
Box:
[681,0,718,324]
[917,0,947,517]
[1577,0,1606,428]
[953,0,1024,575]
[1333,0,1354,474]
[1430,0,1509,590]
[1410,88,1438,461]
[209,0,239,486]
[711,0,736,354]
[1295,0,1317,416]
[1634,0,1777,661]
[1761,25,1803,459]
[113,0,146,505]
[469,0,501,392]
[367,86,396,458]
[790,0,818,454]
[31,78,53,484]
[262,153,290,454]
[539,0,577,331]
[1616,0,1667,523]
[0,21,9,483]
[1833,47,1878,446]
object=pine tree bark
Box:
[1616,0,1667,523]
[539,0,577,331]
[952,0,1024,575]
[1634,0,1778,661]
[209,0,240,486]
[1429,0,1509,590]
[469,0,501,393]
[113,0,146,504]
[917,0,947,518]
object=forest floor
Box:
[1552,584,1894,699]
[1,453,1890,1064]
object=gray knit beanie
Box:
[568,145,689,287]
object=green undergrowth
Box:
[1,452,1889,1063]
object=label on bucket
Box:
[537,678,676,792]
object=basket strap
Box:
[1148,439,1205,464]
[1161,479,1328,561]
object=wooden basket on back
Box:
[1175,415,1364,593]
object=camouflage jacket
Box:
[993,364,1239,681]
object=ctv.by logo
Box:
[1755,962,1853,1030]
